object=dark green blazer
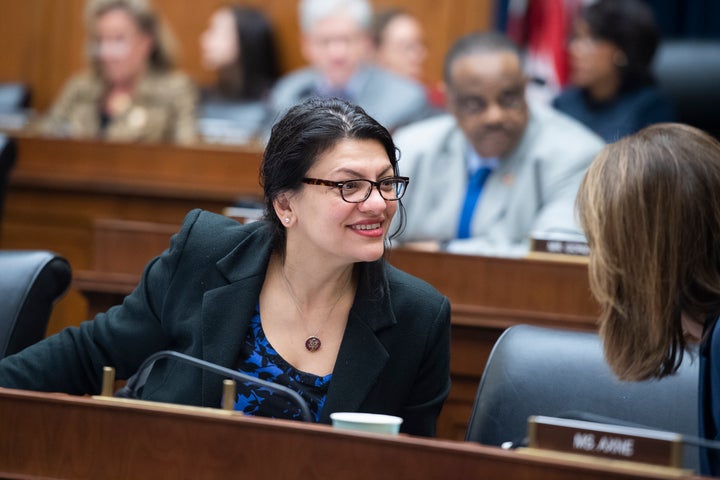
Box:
[0,209,451,436]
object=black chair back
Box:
[654,40,720,138]
[0,250,72,358]
[0,134,17,225]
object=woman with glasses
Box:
[34,0,198,144]
[0,97,451,437]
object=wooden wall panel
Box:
[0,0,494,112]
[0,1,40,83]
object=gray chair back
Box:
[0,250,72,358]
[0,83,29,113]
[466,324,699,471]
[654,40,720,138]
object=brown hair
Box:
[85,0,177,71]
[577,123,720,381]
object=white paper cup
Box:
[330,412,403,435]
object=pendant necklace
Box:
[280,263,352,353]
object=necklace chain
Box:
[280,262,351,353]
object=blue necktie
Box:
[457,166,492,239]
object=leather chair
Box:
[0,133,17,224]
[0,82,30,113]
[653,40,720,138]
[466,324,699,470]
[0,250,72,359]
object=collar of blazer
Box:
[198,219,396,413]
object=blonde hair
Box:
[84,0,178,71]
[577,123,720,381]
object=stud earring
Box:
[284,217,290,223]
[613,50,628,67]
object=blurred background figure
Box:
[371,8,444,108]
[266,0,431,133]
[392,32,603,257]
[34,0,198,144]
[199,5,280,144]
[372,8,426,81]
[552,0,675,142]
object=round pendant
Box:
[305,336,322,352]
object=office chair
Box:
[466,324,699,470]
[0,250,72,359]
[654,40,720,138]
[0,134,17,225]
[0,82,30,113]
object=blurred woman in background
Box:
[553,0,674,142]
[36,0,198,144]
[371,8,444,108]
[198,5,280,143]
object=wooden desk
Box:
[0,388,699,480]
[386,249,599,440]
[72,218,599,441]
[0,135,264,337]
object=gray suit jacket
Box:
[0,210,451,436]
[392,103,604,257]
[266,65,430,131]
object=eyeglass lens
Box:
[341,179,406,202]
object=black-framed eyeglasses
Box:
[302,176,409,203]
[448,88,525,115]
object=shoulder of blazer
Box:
[183,210,273,252]
[61,71,104,102]
[394,114,462,167]
[363,66,425,96]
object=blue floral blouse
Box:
[232,308,332,422]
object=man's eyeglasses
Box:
[449,88,525,116]
[302,176,409,203]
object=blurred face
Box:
[200,8,239,70]
[301,14,371,88]
[568,19,621,90]
[376,14,427,80]
[93,7,153,86]
[446,51,528,159]
[281,139,397,266]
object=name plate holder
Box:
[528,231,590,263]
[524,415,687,473]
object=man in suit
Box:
[392,32,604,257]
[266,0,430,132]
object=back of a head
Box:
[581,0,660,89]
[299,0,372,34]
[577,123,720,381]
[443,31,521,85]
[231,6,280,99]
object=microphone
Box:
[114,350,313,423]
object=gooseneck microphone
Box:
[114,350,313,423]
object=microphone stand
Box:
[114,350,313,423]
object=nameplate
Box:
[527,415,684,467]
[530,233,590,257]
